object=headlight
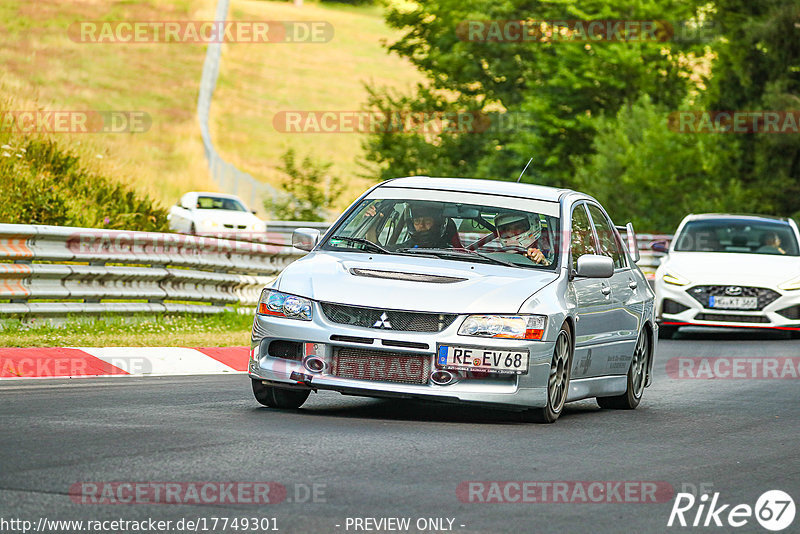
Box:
[778,275,800,291]
[662,271,691,286]
[257,289,313,321]
[458,315,546,340]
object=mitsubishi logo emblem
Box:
[373,312,392,329]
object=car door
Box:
[568,203,614,379]
[586,203,641,375]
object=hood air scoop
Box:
[349,268,467,284]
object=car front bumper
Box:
[656,280,800,331]
[248,311,559,410]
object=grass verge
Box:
[0,313,253,347]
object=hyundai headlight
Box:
[778,275,800,291]
[257,289,313,321]
[458,315,546,340]
[662,271,691,286]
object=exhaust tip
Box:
[304,356,325,373]
[430,370,456,386]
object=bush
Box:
[0,138,168,231]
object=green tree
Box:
[704,0,800,219]
[573,96,750,232]
[364,0,706,187]
[263,149,344,222]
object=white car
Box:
[654,214,800,338]
[168,192,266,239]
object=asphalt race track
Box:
[1,329,798,534]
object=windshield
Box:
[196,196,248,212]
[674,219,800,256]
[322,196,561,269]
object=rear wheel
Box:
[597,329,650,410]
[523,324,572,424]
[251,379,310,409]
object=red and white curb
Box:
[0,346,249,379]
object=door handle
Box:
[601,285,611,296]
[628,280,638,290]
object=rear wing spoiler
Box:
[616,223,640,262]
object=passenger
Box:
[757,232,786,255]
[495,212,552,265]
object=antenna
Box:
[516,158,533,183]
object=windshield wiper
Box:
[330,236,391,254]
[398,247,518,268]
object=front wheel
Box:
[252,379,310,409]
[523,324,572,424]
[597,329,650,410]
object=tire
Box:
[658,323,677,339]
[597,328,650,410]
[523,323,573,424]
[251,379,310,409]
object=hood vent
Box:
[350,268,466,284]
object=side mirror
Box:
[576,254,614,278]
[650,240,669,253]
[180,200,193,210]
[251,210,257,215]
[293,228,321,252]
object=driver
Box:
[495,212,552,265]
[398,202,453,249]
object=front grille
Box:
[320,303,457,332]
[694,313,770,323]
[687,285,780,310]
[329,347,431,385]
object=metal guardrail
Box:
[0,222,670,316]
[0,224,309,315]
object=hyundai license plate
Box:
[709,296,758,310]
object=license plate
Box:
[709,296,758,310]
[437,345,529,375]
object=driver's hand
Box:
[364,205,383,218]
[525,247,547,264]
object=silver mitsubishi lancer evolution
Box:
[248,177,656,423]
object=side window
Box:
[587,204,624,269]
[570,204,597,270]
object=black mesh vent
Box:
[776,306,800,320]
[320,303,457,332]
[330,347,431,384]
[662,299,690,315]
[694,313,769,323]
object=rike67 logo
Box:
[668,490,795,531]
